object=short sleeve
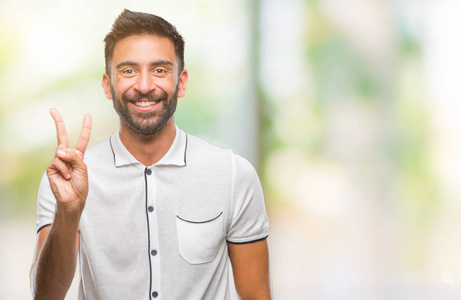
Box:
[226,154,269,244]
[36,172,56,233]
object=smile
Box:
[134,100,159,108]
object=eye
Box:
[153,69,166,74]
[123,69,135,74]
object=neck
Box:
[118,118,176,166]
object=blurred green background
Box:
[2,0,461,299]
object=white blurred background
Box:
[2,0,461,299]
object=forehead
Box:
[112,34,176,66]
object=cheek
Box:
[114,79,136,95]
[156,78,177,93]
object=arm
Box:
[30,109,91,300]
[228,239,272,300]
[31,223,80,299]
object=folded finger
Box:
[56,148,87,172]
[48,157,72,180]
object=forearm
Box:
[228,240,272,299]
[31,211,80,300]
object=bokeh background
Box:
[1,0,461,299]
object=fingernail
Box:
[57,150,66,156]
[66,173,71,179]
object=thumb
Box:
[56,148,87,170]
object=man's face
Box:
[103,34,187,136]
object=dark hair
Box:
[104,9,185,75]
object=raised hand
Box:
[46,109,92,215]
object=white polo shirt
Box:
[36,126,269,300]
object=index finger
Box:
[50,108,69,147]
[75,114,92,154]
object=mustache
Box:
[122,91,167,102]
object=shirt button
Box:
[148,206,154,212]
[146,169,152,175]
[152,291,159,298]
[151,249,157,256]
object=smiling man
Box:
[30,9,271,300]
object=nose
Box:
[135,71,156,94]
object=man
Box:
[30,9,271,300]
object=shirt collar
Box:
[109,125,188,168]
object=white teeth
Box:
[135,101,158,107]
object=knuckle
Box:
[68,149,84,161]
[75,150,84,159]
[57,145,67,151]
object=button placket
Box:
[145,167,161,299]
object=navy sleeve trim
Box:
[227,235,268,245]
[37,223,52,234]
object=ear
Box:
[102,74,113,100]
[177,69,188,98]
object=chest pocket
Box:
[176,211,224,264]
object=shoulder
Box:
[185,133,234,165]
[232,153,259,183]
[185,133,231,154]
[184,131,259,180]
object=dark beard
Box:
[111,85,178,136]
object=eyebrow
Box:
[115,60,174,70]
